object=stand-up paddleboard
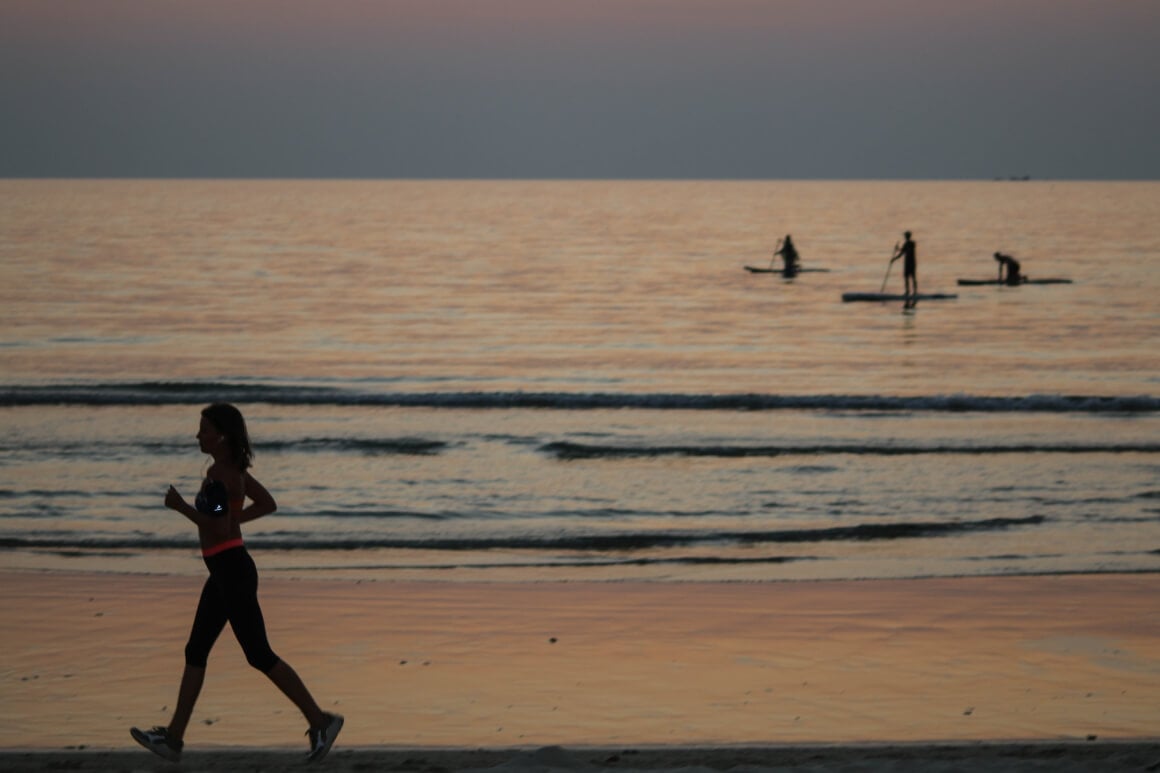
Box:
[744,266,831,274]
[842,292,958,302]
[956,277,1073,286]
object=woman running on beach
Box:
[131,403,343,763]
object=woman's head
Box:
[199,403,253,470]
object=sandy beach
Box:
[2,571,1157,770]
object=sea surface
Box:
[1,179,1157,582]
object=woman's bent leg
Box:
[266,659,327,728]
[216,549,328,727]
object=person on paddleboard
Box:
[773,234,800,274]
[890,231,917,299]
[994,252,1022,285]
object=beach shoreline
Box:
[2,570,1158,760]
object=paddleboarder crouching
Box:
[890,231,917,299]
[994,252,1022,285]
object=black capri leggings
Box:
[184,546,280,674]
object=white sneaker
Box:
[130,725,183,762]
[306,712,344,762]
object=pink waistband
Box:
[202,537,245,558]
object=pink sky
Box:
[3,0,1158,177]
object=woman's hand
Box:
[165,485,188,512]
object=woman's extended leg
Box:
[168,663,206,740]
[130,577,224,761]
[170,575,228,741]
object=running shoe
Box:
[306,712,344,762]
[130,725,183,762]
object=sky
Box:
[2,0,1159,179]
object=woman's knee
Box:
[184,640,210,668]
[247,649,280,674]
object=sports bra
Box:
[195,479,245,517]
[195,478,230,516]
[196,478,246,557]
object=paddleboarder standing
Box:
[773,234,800,274]
[890,231,917,300]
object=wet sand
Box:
[1,571,1157,769]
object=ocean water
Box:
[1,179,1157,582]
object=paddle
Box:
[770,238,783,270]
[880,243,899,293]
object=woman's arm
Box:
[236,471,277,524]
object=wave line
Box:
[2,383,1157,413]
